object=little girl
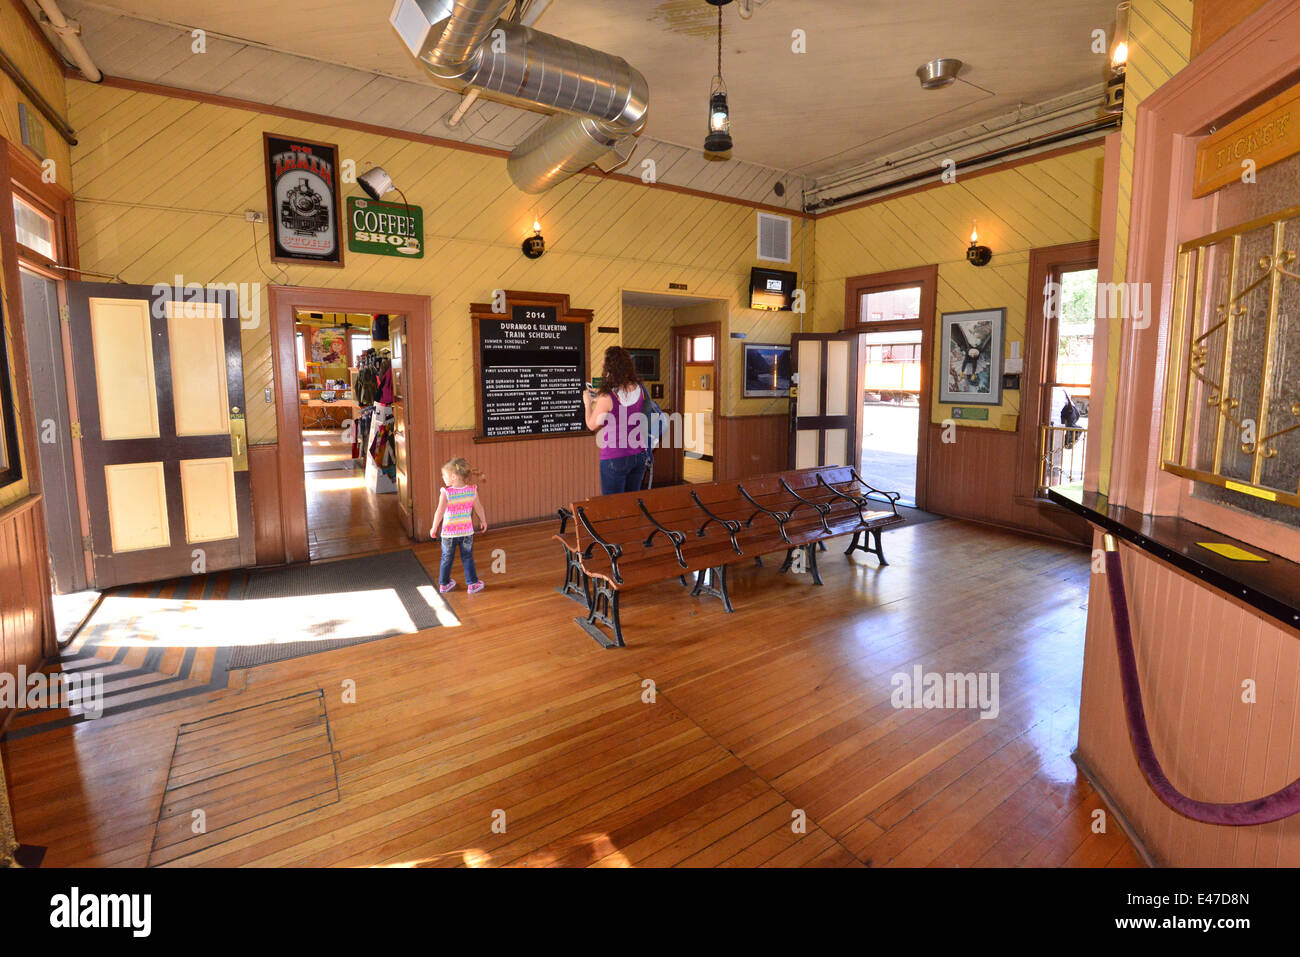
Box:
[432,457,488,594]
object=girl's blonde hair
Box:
[441,457,483,482]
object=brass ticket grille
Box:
[1161,202,1300,507]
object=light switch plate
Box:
[265,387,274,403]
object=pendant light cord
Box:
[716,4,723,78]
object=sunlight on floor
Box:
[306,475,368,492]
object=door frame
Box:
[269,286,434,564]
[671,321,722,485]
[1016,241,1099,504]
[844,264,936,510]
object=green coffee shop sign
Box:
[347,196,423,259]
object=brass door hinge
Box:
[59,304,70,323]
[70,421,83,439]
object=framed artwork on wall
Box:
[743,342,791,398]
[627,348,660,381]
[939,308,1004,405]
[263,133,345,267]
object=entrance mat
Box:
[229,550,458,669]
[897,505,944,526]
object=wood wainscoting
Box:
[1078,536,1300,865]
[925,424,1091,543]
[716,414,789,482]
[0,496,54,729]
[248,443,285,566]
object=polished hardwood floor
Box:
[303,429,411,561]
[2,515,1142,867]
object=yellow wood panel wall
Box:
[619,304,674,404]
[1096,0,1194,493]
[812,147,1106,430]
[66,80,806,445]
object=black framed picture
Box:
[263,133,345,267]
[939,308,1004,405]
[743,342,791,398]
[627,348,660,381]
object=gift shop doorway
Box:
[270,288,434,564]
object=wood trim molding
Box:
[82,74,813,221]
[843,264,937,510]
[268,285,434,564]
[1016,240,1099,503]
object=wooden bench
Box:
[564,466,904,647]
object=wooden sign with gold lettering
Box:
[1194,83,1300,196]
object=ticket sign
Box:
[347,196,423,258]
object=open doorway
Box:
[620,291,726,487]
[270,288,433,565]
[295,310,411,561]
[845,266,936,509]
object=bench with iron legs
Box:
[563,465,904,647]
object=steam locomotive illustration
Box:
[279,176,331,235]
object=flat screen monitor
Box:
[750,267,797,311]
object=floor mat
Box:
[897,505,944,525]
[229,549,457,668]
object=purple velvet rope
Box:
[1104,547,1300,825]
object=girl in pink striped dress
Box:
[432,458,488,594]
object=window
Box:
[350,333,372,361]
[859,286,921,325]
[1037,267,1097,491]
[13,195,56,261]
[691,336,714,362]
[295,332,307,374]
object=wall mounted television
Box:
[750,267,798,311]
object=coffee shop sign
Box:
[347,196,423,259]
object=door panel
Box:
[68,282,254,587]
[19,269,87,594]
[389,316,414,537]
[789,332,861,469]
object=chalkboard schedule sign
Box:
[478,304,588,439]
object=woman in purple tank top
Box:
[583,347,649,495]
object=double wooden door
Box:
[789,332,862,469]
[66,282,254,587]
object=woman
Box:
[583,346,648,495]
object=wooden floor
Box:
[2,516,1142,867]
[303,429,411,561]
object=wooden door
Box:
[789,332,861,468]
[66,282,254,587]
[388,316,414,537]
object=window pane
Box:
[295,332,306,374]
[860,286,921,324]
[351,334,371,359]
[14,197,55,260]
[692,336,714,362]
[1056,268,1097,391]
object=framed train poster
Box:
[263,133,345,267]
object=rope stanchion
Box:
[1102,533,1300,825]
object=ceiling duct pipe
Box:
[391,0,649,193]
[34,0,102,82]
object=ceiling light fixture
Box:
[358,165,412,212]
[703,0,734,159]
[916,58,964,90]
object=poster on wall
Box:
[939,308,1004,406]
[743,343,791,398]
[263,133,345,267]
[311,327,346,365]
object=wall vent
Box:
[757,212,791,263]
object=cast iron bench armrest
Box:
[849,469,901,515]
[689,490,743,555]
[816,474,871,516]
[739,484,792,544]
[576,505,626,584]
[637,499,689,568]
[557,507,573,536]
[780,478,832,533]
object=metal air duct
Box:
[390,0,649,193]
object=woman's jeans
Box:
[439,535,478,585]
[600,452,647,495]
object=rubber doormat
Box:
[229,550,457,669]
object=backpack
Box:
[644,396,666,449]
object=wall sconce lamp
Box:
[358,165,412,210]
[523,217,546,259]
[1104,2,1130,116]
[967,222,992,267]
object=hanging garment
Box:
[377,365,394,405]
[369,422,396,480]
